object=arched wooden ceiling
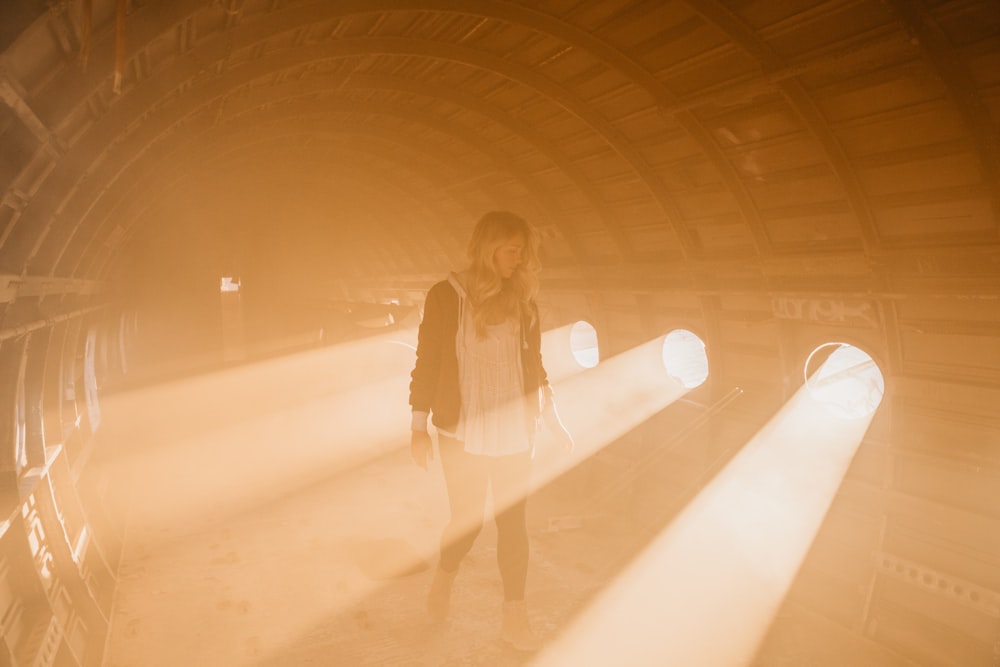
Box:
[1,0,996,295]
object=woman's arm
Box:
[529,302,574,451]
[541,384,574,452]
[409,281,450,468]
[409,282,448,418]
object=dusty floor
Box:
[89,342,900,667]
[95,345,640,667]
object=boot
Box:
[500,600,541,651]
[427,566,458,623]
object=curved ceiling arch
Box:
[79,135,472,279]
[106,156,445,283]
[78,127,477,262]
[34,90,589,276]
[57,104,500,267]
[75,125,504,278]
[9,3,752,274]
[214,0,816,258]
[22,39,666,273]
[225,71,662,258]
[2,0,994,279]
[78,0,725,254]
[58,67,671,274]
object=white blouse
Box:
[448,273,531,457]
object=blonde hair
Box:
[465,211,541,338]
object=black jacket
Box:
[409,278,548,434]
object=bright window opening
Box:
[805,342,885,420]
[570,321,599,369]
[14,369,26,473]
[84,327,102,430]
[220,276,241,293]
[661,329,709,389]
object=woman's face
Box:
[493,233,526,279]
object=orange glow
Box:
[533,361,878,667]
[99,330,697,665]
[530,335,692,493]
[98,331,434,666]
[97,329,419,537]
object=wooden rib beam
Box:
[681,0,884,254]
[0,67,62,158]
[0,274,104,304]
[0,304,107,344]
[887,0,1000,237]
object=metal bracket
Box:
[877,551,1000,619]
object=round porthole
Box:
[804,342,885,420]
[569,321,599,369]
[661,329,709,389]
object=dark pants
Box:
[437,435,532,601]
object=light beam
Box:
[531,348,884,667]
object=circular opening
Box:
[804,342,885,420]
[661,329,709,389]
[569,321,599,369]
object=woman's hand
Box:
[552,422,574,452]
[411,430,434,470]
[542,400,575,453]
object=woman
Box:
[408,211,573,651]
